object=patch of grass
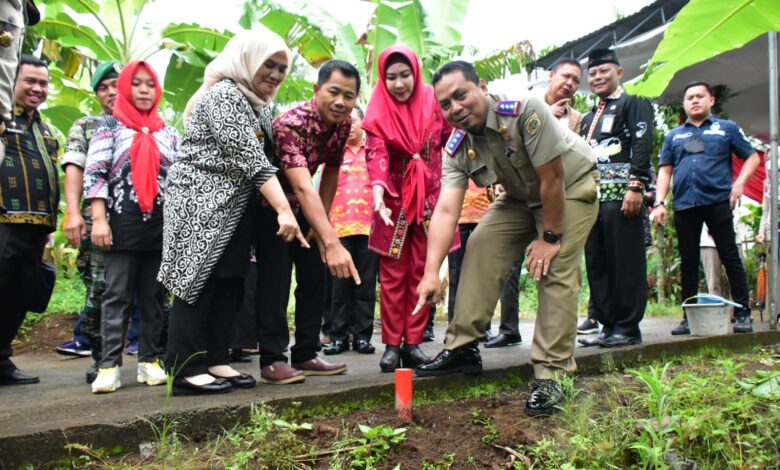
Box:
[47,273,85,314]
[645,301,681,318]
[520,348,780,469]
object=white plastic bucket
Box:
[682,294,738,336]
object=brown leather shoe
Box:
[259,361,305,384]
[292,356,347,376]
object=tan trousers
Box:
[445,172,599,379]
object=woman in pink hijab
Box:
[362,45,457,372]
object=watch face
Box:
[543,231,560,244]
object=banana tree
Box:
[32,0,235,134]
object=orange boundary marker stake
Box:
[395,368,413,422]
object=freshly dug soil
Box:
[14,312,76,355]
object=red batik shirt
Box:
[272,98,351,207]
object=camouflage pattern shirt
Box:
[60,114,105,170]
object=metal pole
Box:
[768,32,779,329]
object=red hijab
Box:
[362,46,438,224]
[112,60,165,214]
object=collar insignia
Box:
[444,129,465,157]
[496,101,521,116]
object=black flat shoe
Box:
[352,338,375,354]
[323,339,350,355]
[0,368,39,386]
[212,373,256,389]
[599,333,642,348]
[172,377,233,396]
[401,344,429,368]
[379,345,401,372]
[415,342,482,377]
[484,333,522,348]
[230,349,252,363]
[525,379,564,417]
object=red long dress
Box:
[365,110,457,345]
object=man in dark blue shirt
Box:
[653,81,759,334]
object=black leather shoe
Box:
[578,329,610,347]
[415,343,482,377]
[671,319,690,335]
[352,338,375,354]
[213,373,256,389]
[484,333,522,348]
[422,324,435,342]
[733,315,753,333]
[172,377,233,396]
[379,346,401,372]
[599,333,642,348]
[86,362,98,384]
[323,339,349,355]
[401,344,429,368]
[525,379,564,417]
[0,368,40,386]
[230,349,252,363]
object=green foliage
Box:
[349,424,407,468]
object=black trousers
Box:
[585,201,647,336]
[0,224,47,374]
[230,262,258,350]
[447,223,520,336]
[330,235,378,342]
[674,200,750,316]
[100,251,164,367]
[255,207,324,367]
[166,276,242,377]
[321,271,333,336]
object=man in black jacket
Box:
[579,49,654,348]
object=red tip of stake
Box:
[395,368,413,422]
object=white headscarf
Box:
[183,27,292,124]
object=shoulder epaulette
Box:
[444,129,465,156]
[496,100,521,116]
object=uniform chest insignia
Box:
[467,149,477,160]
[498,124,508,134]
[525,113,541,136]
[497,101,521,116]
[444,129,465,157]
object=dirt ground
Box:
[15,313,76,355]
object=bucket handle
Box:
[682,294,742,308]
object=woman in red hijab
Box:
[363,46,457,372]
[84,61,180,394]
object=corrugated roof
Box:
[531,0,688,71]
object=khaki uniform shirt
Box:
[442,94,595,208]
[0,0,26,124]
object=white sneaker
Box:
[92,366,121,394]
[137,360,167,386]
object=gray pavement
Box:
[0,316,778,466]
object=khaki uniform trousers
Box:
[445,171,599,379]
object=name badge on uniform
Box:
[600,115,615,134]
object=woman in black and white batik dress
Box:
[158,29,306,396]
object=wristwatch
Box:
[542,230,562,244]
[653,201,666,208]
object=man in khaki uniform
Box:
[415,61,599,416]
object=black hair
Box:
[683,81,713,97]
[549,58,582,73]
[432,61,480,87]
[353,106,364,120]
[20,55,48,69]
[317,59,361,94]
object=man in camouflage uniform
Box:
[56,61,121,382]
